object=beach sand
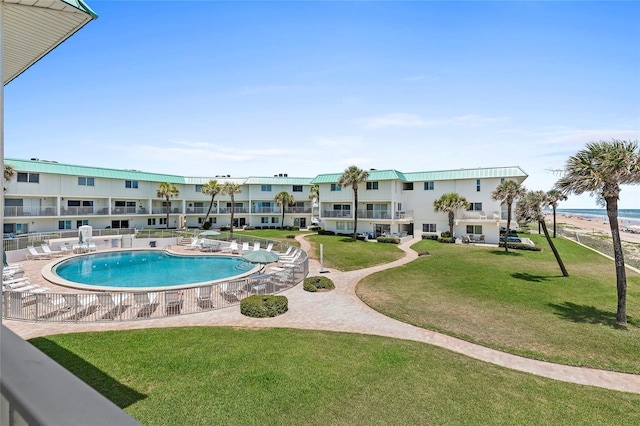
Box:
[547,213,640,245]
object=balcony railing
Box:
[186,207,208,214]
[251,207,281,214]
[322,210,353,218]
[284,207,312,214]
[151,208,183,214]
[459,211,505,220]
[4,206,57,217]
[218,208,249,214]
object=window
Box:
[58,220,72,230]
[261,217,269,224]
[195,184,203,192]
[292,185,303,192]
[467,203,483,211]
[78,177,94,186]
[466,225,483,234]
[271,217,279,224]
[261,185,272,192]
[148,218,156,226]
[111,220,129,229]
[500,177,505,184]
[423,224,436,233]
[333,204,351,211]
[403,182,413,190]
[125,180,138,189]
[198,217,216,224]
[76,220,89,227]
[476,179,481,192]
[330,183,342,191]
[336,222,355,231]
[17,172,39,183]
[366,181,379,190]
[159,218,167,225]
[424,181,434,190]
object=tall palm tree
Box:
[516,191,569,277]
[201,180,221,227]
[433,193,469,238]
[274,191,295,228]
[221,182,242,235]
[156,182,179,229]
[554,139,640,326]
[545,189,568,238]
[491,180,526,252]
[4,164,16,192]
[308,183,319,216]
[338,166,370,240]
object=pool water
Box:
[54,250,253,289]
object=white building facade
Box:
[3,159,527,244]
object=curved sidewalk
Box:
[5,235,639,394]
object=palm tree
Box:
[4,164,16,192]
[308,183,319,216]
[545,189,568,238]
[201,180,221,227]
[516,191,569,277]
[338,166,370,240]
[221,182,242,235]
[554,139,640,326]
[491,180,526,252]
[433,193,469,238]
[274,191,295,228]
[156,182,179,229]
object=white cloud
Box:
[358,113,508,129]
[537,128,640,146]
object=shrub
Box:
[438,237,456,244]
[308,226,321,232]
[498,242,541,251]
[285,226,300,231]
[286,234,296,239]
[220,226,230,231]
[377,237,400,244]
[421,233,438,240]
[254,226,262,230]
[303,276,335,292]
[318,230,335,236]
[244,226,255,231]
[440,231,452,238]
[202,221,212,230]
[240,295,288,318]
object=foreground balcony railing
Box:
[284,207,312,214]
[218,207,249,214]
[252,207,281,214]
[459,211,505,220]
[321,210,352,218]
[4,206,57,217]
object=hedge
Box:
[421,233,438,240]
[303,276,335,292]
[498,242,541,251]
[438,237,456,243]
[240,295,288,318]
[377,237,400,244]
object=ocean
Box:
[555,208,640,225]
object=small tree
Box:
[491,180,526,252]
[274,191,295,228]
[201,180,221,227]
[338,166,370,240]
[4,164,16,192]
[221,182,242,235]
[554,139,640,325]
[156,182,179,229]
[545,189,567,238]
[308,183,319,216]
[516,190,568,277]
[433,193,469,238]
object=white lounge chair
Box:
[184,238,201,250]
[265,243,273,252]
[41,244,64,257]
[96,293,126,319]
[220,280,245,301]
[240,242,250,253]
[26,246,52,260]
[252,242,261,251]
[221,241,239,254]
[59,244,72,255]
[164,290,183,314]
[195,285,214,308]
[88,242,97,252]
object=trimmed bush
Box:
[286,234,296,239]
[220,226,230,231]
[417,250,430,256]
[285,226,300,231]
[318,230,335,236]
[244,226,255,231]
[308,226,321,232]
[438,237,456,243]
[303,276,335,292]
[240,295,288,318]
[202,221,212,230]
[377,237,400,244]
[422,233,438,240]
[498,242,541,251]
[440,231,452,238]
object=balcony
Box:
[355,210,413,220]
[186,207,208,214]
[218,207,249,214]
[322,210,353,218]
[251,207,281,214]
[4,206,56,217]
[459,211,504,221]
[285,207,312,214]
[151,208,183,214]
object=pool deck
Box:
[3,236,639,395]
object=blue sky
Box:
[5,1,640,208]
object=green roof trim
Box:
[404,166,528,182]
[5,159,185,184]
[63,0,98,19]
[244,177,314,185]
[311,169,407,184]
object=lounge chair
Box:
[468,235,477,243]
[276,246,293,257]
[26,246,52,260]
[35,293,70,317]
[96,293,126,319]
[88,242,97,252]
[220,280,245,301]
[41,244,64,257]
[478,235,486,243]
[59,244,72,255]
[240,242,250,253]
[252,242,261,251]
[184,238,201,250]
[265,243,274,252]
[164,290,183,315]
[221,241,238,254]
[134,292,158,317]
[195,285,214,309]
[62,293,98,310]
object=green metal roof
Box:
[5,158,185,184]
[311,169,407,184]
[404,166,528,182]
[62,0,98,19]
[244,176,315,185]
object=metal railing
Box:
[321,210,353,218]
[459,211,505,220]
[559,228,640,269]
[2,237,308,323]
[4,206,57,217]
[3,229,137,252]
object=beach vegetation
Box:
[433,193,469,238]
[554,139,640,326]
[156,182,179,229]
[491,180,527,252]
[516,190,569,276]
[545,189,568,238]
[338,165,370,240]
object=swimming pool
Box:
[50,250,256,290]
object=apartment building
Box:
[3,159,527,244]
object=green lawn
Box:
[31,328,640,425]
[305,234,405,271]
[357,235,640,373]
[232,229,312,248]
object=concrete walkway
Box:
[4,235,639,394]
